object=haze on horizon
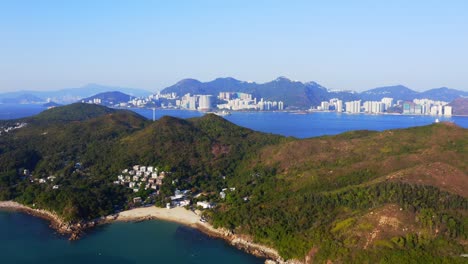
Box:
[1,0,467,93]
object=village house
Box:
[197,201,214,209]
[47,176,56,182]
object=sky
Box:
[1,0,467,93]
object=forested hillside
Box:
[0,103,466,262]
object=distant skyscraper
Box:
[381,97,393,110]
[444,105,452,116]
[189,97,197,110]
[198,95,212,110]
[336,100,343,112]
[345,100,361,113]
[278,101,284,110]
[320,101,330,110]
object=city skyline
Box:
[1,1,468,92]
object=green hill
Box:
[0,103,466,263]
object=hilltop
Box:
[0,103,466,263]
[81,91,132,106]
[449,98,468,116]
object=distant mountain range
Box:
[161,77,468,108]
[360,86,468,102]
[81,91,132,106]
[161,77,359,108]
[1,79,466,109]
[0,84,151,104]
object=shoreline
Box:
[0,201,82,239]
[0,201,299,264]
[110,206,296,263]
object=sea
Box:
[0,103,467,263]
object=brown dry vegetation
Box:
[254,123,467,195]
[387,162,468,198]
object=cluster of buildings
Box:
[0,122,27,135]
[316,97,453,115]
[167,188,192,208]
[114,165,167,193]
[165,186,239,210]
[33,175,59,190]
[216,92,284,111]
[82,98,102,104]
[90,90,286,111]
[175,94,213,110]
[405,99,452,115]
[318,98,393,114]
[25,163,84,190]
[166,186,238,209]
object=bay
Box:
[0,211,263,264]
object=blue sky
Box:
[1,0,467,92]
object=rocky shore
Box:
[195,223,303,264]
[0,201,85,239]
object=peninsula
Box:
[0,103,466,263]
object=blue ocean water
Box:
[0,104,46,120]
[0,211,263,264]
[1,104,467,263]
[2,104,467,139]
[131,108,468,138]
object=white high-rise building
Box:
[345,100,361,113]
[444,105,452,116]
[188,97,197,110]
[198,95,212,110]
[336,100,343,112]
[320,101,330,111]
[381,97,393,110]
[278,101,284,110]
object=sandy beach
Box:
[114,206,201,226]
[114,206,229,240]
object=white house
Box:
[197,201,213,209]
